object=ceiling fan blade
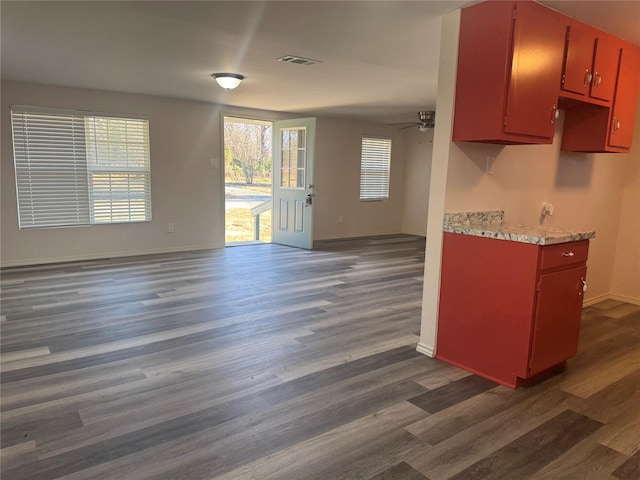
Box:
[399,124,417,130]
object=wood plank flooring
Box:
[1,235,639,479]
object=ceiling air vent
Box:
[276,55,321,66]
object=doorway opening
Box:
[223,116,273,245]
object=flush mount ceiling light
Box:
[211,73,244,90]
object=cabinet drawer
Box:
[540,241,589,270]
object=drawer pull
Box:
[561,252,575,257]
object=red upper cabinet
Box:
[591,33,622,102]
[505,2,568,139]
[561,22,596,97]
[608,45,640,149]
[561,43,640,153]
[452,1,566,144]
[453,0,640,152]
[561,21,620,105]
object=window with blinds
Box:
[10,107,151,228]
[360,136,392,201]
[85,116,151,223]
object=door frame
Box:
[220,110,275,246]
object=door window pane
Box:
[280,128,306,189]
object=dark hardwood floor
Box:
[1,235,638,479]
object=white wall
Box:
[418,10,460,358]
[443,113,633,302]
[1,81,408,266]
[313,116,406,240]
[402,127,433,236]
[610,110,640,304]
[1,81,226,266]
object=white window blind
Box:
[360,137,392,201]
[10,106,151,228]
[11,109,90,228]
[85,116,151,223]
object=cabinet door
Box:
[561,24,619,104]
[608,45,640,149]
[504,1,566,139]
[562,22,595,97]
[529,265,586,375]
[590,34,620,102]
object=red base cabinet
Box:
[436,233,588,388]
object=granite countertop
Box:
[443,210,596,246]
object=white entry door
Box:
[272,118,315,249]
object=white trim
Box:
[583,293,640,307]
[608,294,640,306]
[0,244,222,268]
[582,293,611,307]
[416,342,436,357]
[221,106,283,124]
[219,109,228,247]
[223,115,272,127]
[419,10,461,360]
[313,231,408,241]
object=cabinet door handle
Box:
[592,72,602,89]
[580,277,587,295]
[612,117,621,133]
[584,69,593,88]
[561,252,575,257]
[550,104,559,124]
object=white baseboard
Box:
[416,342,435,358]
[582,293,611,307]
[0,244,222,268]
[583,293,640,307]
[313,231,403,241]
[3,234,416,267]
[608,293,640,306]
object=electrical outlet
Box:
[338,215,344,224]
[168,223,175,233]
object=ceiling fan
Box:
[389,111,435,131]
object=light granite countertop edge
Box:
[442,211,596,246]
[444,224,596,245]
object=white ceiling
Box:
[1,1,639,124]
